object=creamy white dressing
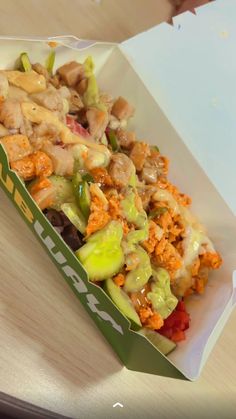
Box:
[153,188,216,281]
[152,188,180,216]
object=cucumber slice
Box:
[19,52,32,72]
[104,278,141,330]
[46,49,55,74]
[61,203,86,235]
[49,175,74,211]
[76,221,124,281]
[139,328,176,356]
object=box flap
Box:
[121,0,236,215]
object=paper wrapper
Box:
[0,0,235,381]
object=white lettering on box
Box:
[62,265,87,294]
[86,294,123,335]
[33,219,124,335]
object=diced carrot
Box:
[139,307,153,324]
[122,219,130,235]
[90,167,113,186]
[200,252,222,269]
[108,195,121,219]
[142,220,158,254]
[146,312,164,330]
[113,273,125,287]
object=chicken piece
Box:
[108,114,127,130]
[43,143,74,176]
[68,88,83,112]
[31,122,60,149]
[0,123,9,137]
[108,152,134,187]
[30,151,53,177]
[2,70,46,93]
[30,85,64,112]
[141,150,169,184]
[0,73,9,102]
[0,134,32,162]
[111,96,134,121]
[85,148,110,170]
[58,85,71,100]
[11,156,35,180]
[86,107,108,140]
[11,151,53,180]
[86,185,110,236]
[0,99,24,130]
[29,177,54,210]
[200,252,222,269]
[20,117,33,138]
[137,187,155,210]
[32,63,50,81]
[99,92,113,112]
[116,128,135,149]
[8,85,29,102]
[76,78,88,96]
[49,74,60,89]
[130,141,151,171]
[57,61,84,87]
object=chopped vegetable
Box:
[104,278,142,329]
[61,202,86,234]
[107,129,119,152]
[148,207,168,220]
[81,173,94,183]
[158,301,190,342]
[76,220,124,281]
[139,328,176,355]
[48,175,75,211]
[83,75,99,107]
[83,56,95,78]
[45,49,55,75]
[19,52,32,72]
[74,180,91,221]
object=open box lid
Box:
[121,0,236,216]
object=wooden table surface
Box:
[0,1,236,418]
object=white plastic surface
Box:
[121,0,236,215]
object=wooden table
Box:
[0,1,236,418]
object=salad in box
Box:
[0,0,236,381]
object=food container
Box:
[0,0,235,381]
